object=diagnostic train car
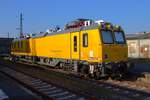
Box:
[11,19,132,78]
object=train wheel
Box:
[80,65,89,75]
[94,71,101,80]
[111,73,123,80]
[59,63,64,69]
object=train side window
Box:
[83,33,88,47]
[74,36,77,52]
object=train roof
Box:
[13,25,99,41]
[13,19,124,42]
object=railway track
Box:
[20,61,150,95]
[0,66,85,100]
[84,79,150,100]
[0,59,150,100]
[19,61,150,99]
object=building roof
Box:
[126,32,150,40]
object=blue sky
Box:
[0,0,150,37]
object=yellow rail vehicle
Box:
[11,20,131,78]
[11,38,35,57]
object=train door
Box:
[71,32,80,60]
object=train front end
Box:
[90,22,133,78]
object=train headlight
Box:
[106,23,113,30]
[114,25,122,31]
[98,21,113,30]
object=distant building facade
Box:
[0,38,13,56]
[126,32,150,58]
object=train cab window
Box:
[74,36,77,52]
[83,33,88,47]
[101,30,114,44]
[114,31,125,44]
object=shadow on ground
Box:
[125,59,150,82]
